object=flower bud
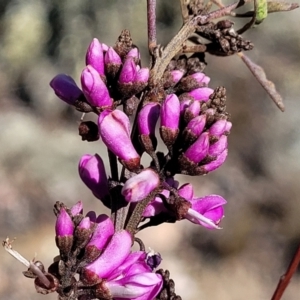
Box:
[78,154,109,201]
[202,149,228,173]
[121,168,160,202]
[126,47,140,63]
[104,47,122,77]
[135,67,149,84]
[98,110,140,171]
[55,208,74,255]
[55,208,74,237]
[85,38,105,76]
[184,132,210,163]
[74,217,92,249]
[81,65,112,108]
[160,94,180,147]
[70,201,83,216]
[183,100,201,122]
[50,74,83,105]
[119,57,137,84]
[208,135,228,157]
[185,115,207,139]
[83,214,114,263]
[138,103,160,152]
[178,183,194,200]
[188,87,214,101]
[138,103,160,136]
[209,119,228,137]
[81,230,132,284]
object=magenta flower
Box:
[81,230,132,282]
[189,72,210,85]
[98,109,140,171]
[138,103,160,136]
[85,38,105,76]
[105,272,162,300]
[202,149,228,173]
[209,119,229,137]
[95,250,163,300]
[70,200,83,216]
[142,190,169,217]
[160,94,180,130]
[135,67,150,84]
[188,87,214,101]
[105,47,122,66]
[55,207,74,255]
[84,214,114,261]
[55,208,74,237]
[184,132,210,163]
[119,57,137,84]
[121,168,160,203]
[81,65,112,107]
[78,154,109,201]
[185,115,207,138]
[104,46,122,76]
[50,74,83,105]
[186,195,227,229]
[208,135,228,157]
[183,100,201,120]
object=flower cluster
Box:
[34,201,162,299]
[32,29,231,299]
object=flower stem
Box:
[147,0,157,54]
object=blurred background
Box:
[0,1,300,299]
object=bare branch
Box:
[271,243,300,300]
[238,52,285,111]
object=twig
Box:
[149,1,240,86]
[180,0,190,23]
[147,0,157,54]
[271,243,300,300]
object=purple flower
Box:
[208,135,228,157]
[81,230,132,282]
[138,103,160,136]
[186,115,207,138]
[105,47,122,66]
[78,154,109,201]
[202,149,228,173]
[70,200,83,216]
[55,207,74,255]
[98,109,140,171]
[84,214,114,257]
[50,74,83,105]
[135,67,150,84]
[170,70,184,84]
[119,57,137,84]
[184,132,210,163]
[161,94,180,130]
[189,72,210,85]
[105,272,162,300]
[209,119,230,137]
[186,195,226,229]
[121,169,160,202]
[81,65,112,107]
[55,208,74,237]
[142,190,169,217]
[85,38,105,76]
[188,87,214,101]
[104,47,122,77]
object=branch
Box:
[238,52,285,111]
[271,243,300,300]
[147,0,157,54]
